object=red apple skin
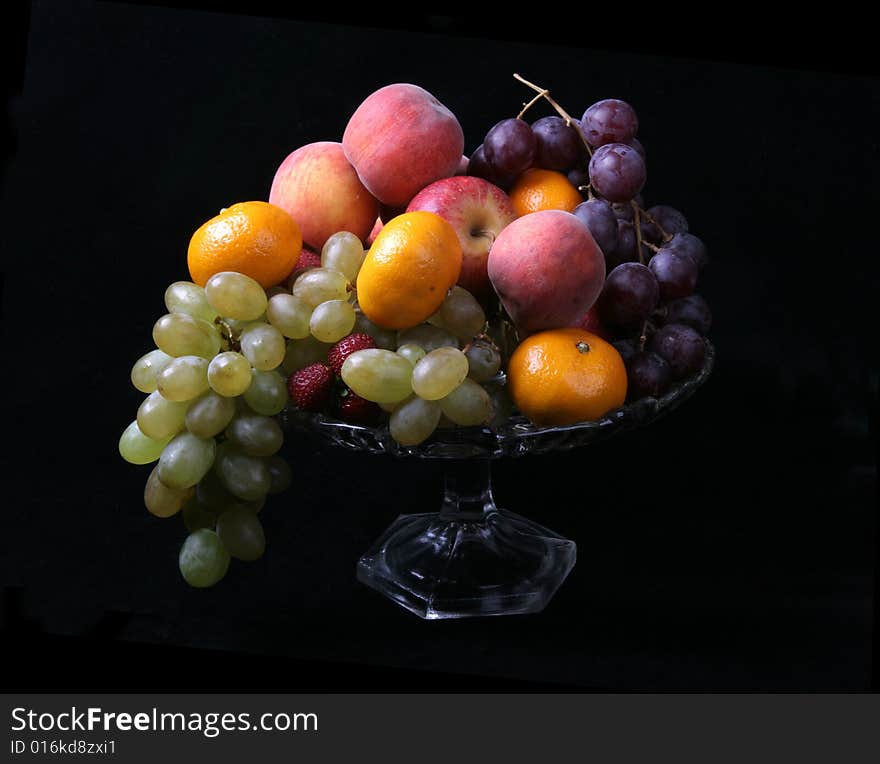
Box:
[269,141,378,251]
[366,216,384,246]
[573,303,612,341]
[488,210,606,337]
[406,176,516,300]
[342,83,465,208]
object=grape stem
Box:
[513,73,594,158]
[632,200,645,266]
[517,89,549,120]
[214,317,240,352]
[639,208,673,243]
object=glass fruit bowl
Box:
[281,339,714,619]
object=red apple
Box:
[269,141,378,252]
[366,216,384,245]
[573,303,612,341]
[488,210,606,337]
[342,83,464,208]
[406,176,516,300]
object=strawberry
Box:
[337,387,383,426]
[287,362,333,411]
[327,332,376,376]
[285,246,322,285]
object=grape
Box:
[265,454,292,495]
[596,263,660,331]
[292,267,349,308]
[309,299,356,343]
[119,420,171,465]
[205,271,268,321]
[662,294,712,335]
[411,347,469,400]
[185,391,236,438]
[465,339,501,382]
[353,310,397,350]
[612,219,637,266]
[567,166,590,191]
[164,281,217,323]
[646,205,688,239]
[282,336,331,374]
[440,378,491,426]
[628,137,646,160]
[182,497,218,533]
[157,432,216,490]
[225,413,283,457]
[130,349,173,393]
[589,143,646,203]
[572,199,618,255]
[611,202,635,222]
[196,467,242,512]
[612,338,639,363]
[340,349,413,404]
[152,313,221,359]
[397,343,427,366]
[437,286,486,341]
[648,323,706,380]
[137,390,190,440]
[207,351,252,397]
[156,355,210,402]
[467,143,515,189]
[179,529,230,588]
[242,369,288,415]
[396,323,458,353]
[625,351,672,400]
[214,443,271,501]
[240,322,286,371]
[265,285,288,299]
[389,396,442,446]
[217,508,266,561]
[483,118,536,178]
[322,231,366,283]
[531,115,583,171]
[648,248,698,301]
[266,293,312,339]
[666,232,708,270]
[144,465,193,518]
[581,99,639,147]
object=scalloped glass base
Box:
[356,508,577,619]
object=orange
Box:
[356,211,462,330]
[507,328,627,426]
[188,201,301,288]
[509,168,584,217]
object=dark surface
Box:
[1,2,876,690]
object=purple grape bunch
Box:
[469,77,712,403]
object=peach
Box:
[269,141,378,251]
[488,210,606,337]
[342,83,464,208]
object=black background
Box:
[1,1,877,691]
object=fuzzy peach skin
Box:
[342,83,464,208]
[269,141,378,251]
[488,210,606,337]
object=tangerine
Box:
[509,168,584,217]
[188,201,301,288]
[356,211,462,330]
[507,327,627,426]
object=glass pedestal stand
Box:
[284,340,713,620]
[356,458,576,619]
